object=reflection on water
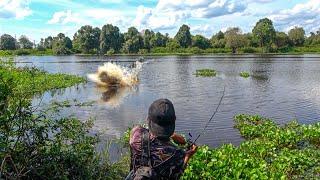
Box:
[15,55,320,147]
[98,86,137,107]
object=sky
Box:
[0,0,319,43]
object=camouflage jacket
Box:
[129,126,186,179]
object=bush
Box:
[0,61,129,179]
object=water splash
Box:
[87,61,142,87]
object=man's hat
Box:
[148,99,176,139]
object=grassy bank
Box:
[1,46,320,57]
[0,49,54,56]
[0,61,129,179]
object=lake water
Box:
[14,55,320,147]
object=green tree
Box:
[73,25,100,54]
[166,39,180,51]
[252,18,276,52]
[44,36,53,49]
[275,32,289,49]
[306,31,320,45]
[52,33,73,55]
[225,27,247,53]
[288,27,305,46]
[211,31,225,48]
[123,27,143,53]
[100,24,123,54]
[192,35,211,49]
[150,32,168,48]
[174,24,192,48]
[142,29,155,52]
[0,34,17,50]
[18,35,33,49]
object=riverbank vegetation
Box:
[1,18,320,56]
[0,61,129,179]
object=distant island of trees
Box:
[1,18,320,56]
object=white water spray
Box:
[87,61,142,87]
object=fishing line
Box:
[192,85,226,144]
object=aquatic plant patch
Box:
[194,69,217,77]
[182,114,320,179]
[240,71,250,78]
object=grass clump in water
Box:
[240,71,250,78]
[194,69,217,77]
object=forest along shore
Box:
[1,18,320,56]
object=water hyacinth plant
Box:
[240,71,250,78]
[194,69,217,77]
[182,114,320,179]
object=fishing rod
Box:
[190,86,226,145]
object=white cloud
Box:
[47,10,85,24]
[269,0,320,33]
[0,0,32,19]
[132,0,247,31]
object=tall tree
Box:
[288,27,305,46]
[225,27,247,53]
[52,33,73,55]
[142,29,154,52]
[18,35,33,49]
[275,32,289,49]
[192,35,211,49]
[123,27,143,53]
[150,32,168,48]
[211,31,226,48]
[73,25,100,53]
[252,18,276,52]
[44,36,53,49]
[174,24,192,48]
[100,24,123,54]
[0,34,17,50]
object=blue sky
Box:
[0,0,319,42]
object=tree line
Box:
[1,18,320,55]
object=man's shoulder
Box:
[129,125,147,146]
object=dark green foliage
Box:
[252,18,276,52]
[174,24,192,48]
[100,24,123,54]
[73,25,101,54]
[182,114,320,179]
[18,35,33,49]
[142,29,154,52]
[123,27,143,53]
[44,36,53,49]
[52,33,73,55]
[0,34,17,50]
[275,32,290,49]
[288,27,305,46]
[150,32,168,48]
[192,35,211,49]
[194,69,217,77]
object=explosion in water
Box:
[87,61,142,87]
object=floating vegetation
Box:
[182,114,320,179]
[240,71,250,78]
[194,69,217,77]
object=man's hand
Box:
[184,144,198,165]
[171,133,186,145]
